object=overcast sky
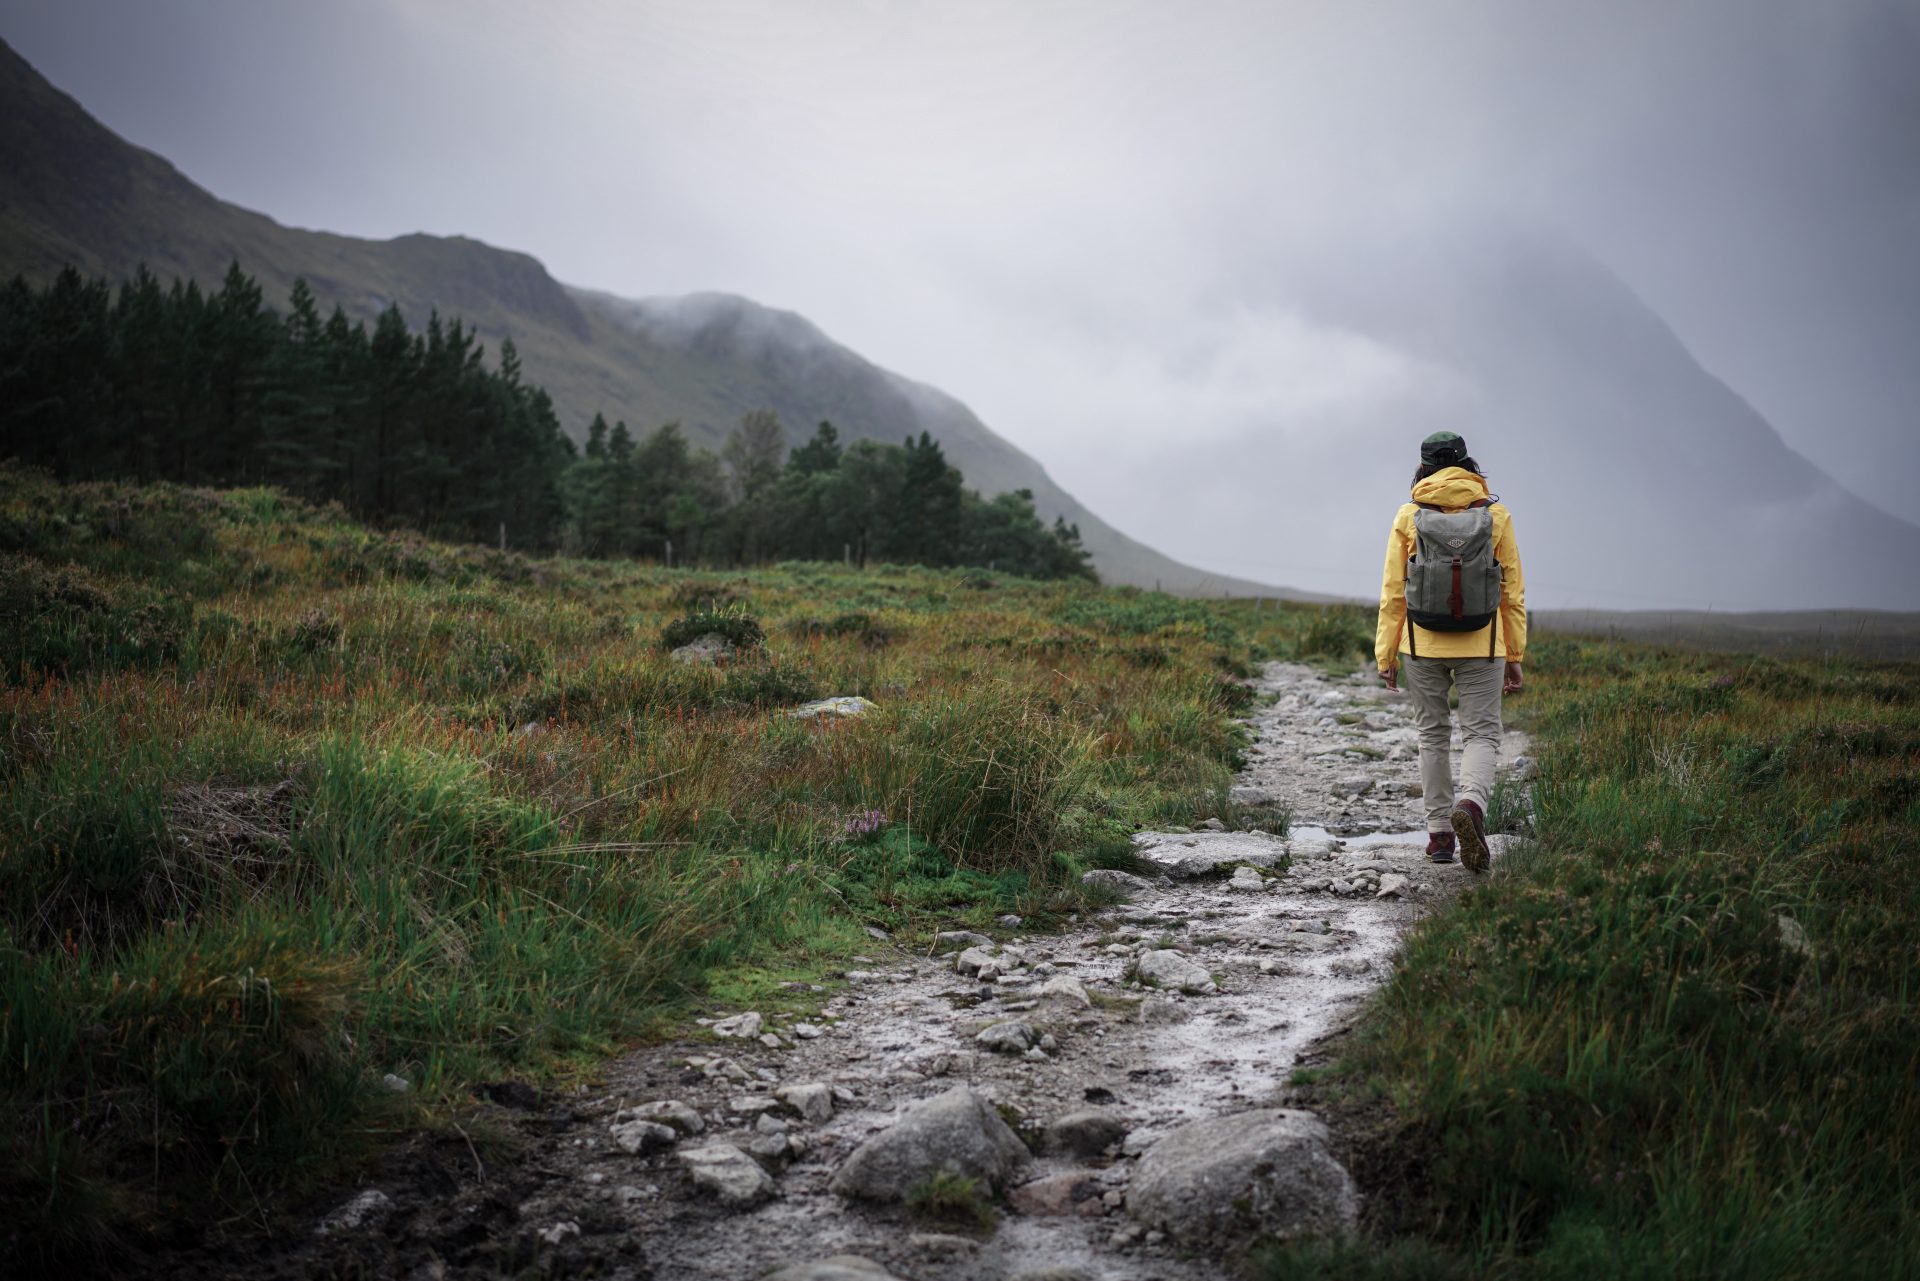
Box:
[7,0,1918,597]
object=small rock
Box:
[1258,958,1280,974]
[1511,754,1539,780]
[1138,995,1189,1024]
[1010,1168,1106,1218]
[908,1233,978,1256]
[1197,817,1227,832]
[679,1142,776,1206]
[711,1011,764,1039]
[748,1133,797,1169]
[537,1221,581,1245]
[763,1259,902,1281]
[1399,780,1424,797]
[315,1188,393,1236]
[775,1082,835,1124]
[1227,866,1266,892]
[1134,949,1215,994]
[610,1119,678,1155]
[793,1023,824,1039]
[1082,868,1153,894]
[728,1094,781,1116]
[998,914,1024,928]
[1375,873,1410,900]
[952,946,997,976]
[1033,976,1092,1009]
[787,695,879,720]
[978,1020,1039,1055]
[934,930,993,953]
[670,633,733,665]
[381,1073,410,1094]
[1777,914,1813,957]
[829,1086,1031,1201]
[759,1033,785,1049]
[1044,1110,1129,1158]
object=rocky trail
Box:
[176,662,1531,1281]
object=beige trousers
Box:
[1403,654,1504,832]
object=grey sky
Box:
[6,0,1917,599]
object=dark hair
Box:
[1414,455,1483,485]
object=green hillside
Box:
[0,38,1291,598]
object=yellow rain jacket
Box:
[1374,467,1526,671]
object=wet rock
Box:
[610,1118,678,1155]
[1227,866,1267,892]
[1375,873,1410,899]
[1127,1109,1357,1245]
[1135,829,1287,879]
[315,1187,393,1236]
[1138,995,1189,1024]
[977,1019,1039,1054]
[775,1082,835,1124]
[829,1086,1031,1201]
[934,930,992,953]
[1082,868,1153,894]
[679,1142,776,1206]
[952,946,997,976]
[1010,1168,1106,1217]
[764,1259,902,1281]
[1134,949,1216,994]
[1044,1109,1129,1158]
[711,1011,763,1039]
[670,633,732,665]
[1033,975,1092,1009]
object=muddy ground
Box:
[148,661,1529,1281]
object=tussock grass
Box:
[0,466,1305,1265]
[1290,634,1920,1279]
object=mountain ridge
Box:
[0,37,1291,598]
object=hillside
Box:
[0,38,1283,597]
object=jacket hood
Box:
[1410,467,1490,509]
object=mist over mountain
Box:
[0,38,1273,597]
[3,33,1910,610]
[1174,221,1920,611]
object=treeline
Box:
[0,264,1094,580]
[565,413,1095,580]
[0,264,574,547]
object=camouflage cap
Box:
[1420,431,1467,467]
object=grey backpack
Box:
[1405,502,1500,656]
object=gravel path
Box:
[177,661,1530,1281]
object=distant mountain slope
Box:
[0,39,1286,598]
[1273,224,1920,610]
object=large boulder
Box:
[1127,1109,1357,1246]
[829,1087,1030,1201]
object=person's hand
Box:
[1503,661,1524,694]
[1380,663,1398,691]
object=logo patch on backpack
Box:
[1447,538,1464,548]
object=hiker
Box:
[1374,431,1526,871]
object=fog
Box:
[7,0,1917,606]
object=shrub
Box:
[660,602,765,651]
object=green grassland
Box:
[0,464,1335,1263]
[1268,641,1920,1277]
[3,464,1914,1277]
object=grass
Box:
[0,465,1359,1268]
[1275,633,1920,1279]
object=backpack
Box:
[1405,501,1500,657]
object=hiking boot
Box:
[1425,831,1456,863]
[1451,799,1490,873]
